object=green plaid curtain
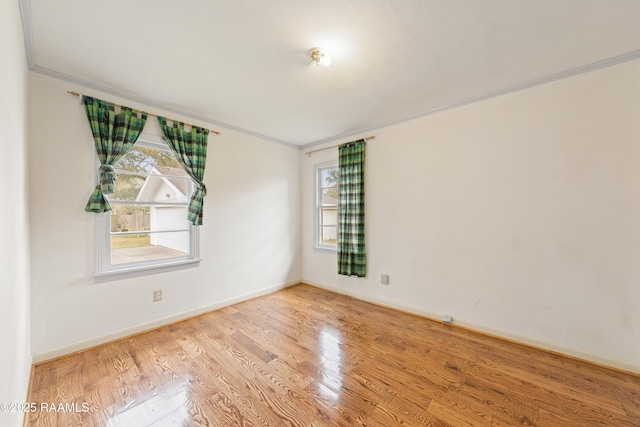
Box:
[338,139,366,277]
[83,96,148,213]
[157,117,209,226]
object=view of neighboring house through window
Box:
[94,135,200,279]
[315,161,339,249]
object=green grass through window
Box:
[111,234,151,249]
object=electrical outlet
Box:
[381,274,389,285]
[153,290,162,302]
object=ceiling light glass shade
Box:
[310,48,331,67]
[319,54,331,66]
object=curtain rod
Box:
[304,136,375,156]
[67,91,221,135]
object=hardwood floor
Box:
[26,284,640,426]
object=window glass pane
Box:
[115,146,182,173]
[321,188,338,206]
[320,226,337,245]
[111,169,191,202]
[321,207,337,226]
[321,167,339,188]
[150,206,190,231]
[110,205,189,233]
[315,163,339,249]
[94,137,200,278]
[110,231,189,265]
[111,174,146,201]
[110,205,150,232]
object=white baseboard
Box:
[303,280,640,375]
[32,280,299,364]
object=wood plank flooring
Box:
[26,284,640,426]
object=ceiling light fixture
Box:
[310,47,331,67]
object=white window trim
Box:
[314,160,338,252]
[92,134,200,282]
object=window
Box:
[93,135,200,281]
[314,161,339,250]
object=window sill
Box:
[93,258,201,283]
[314,245,337,254]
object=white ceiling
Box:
[22,0,640,147]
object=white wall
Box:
[29,73,301,360]
[0,0,32,425]
[302,59,640,373]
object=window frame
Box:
[314,160,339,252]
[92,134,200,282]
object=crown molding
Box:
[300,48,640,151]
[30,64,300,149]
[18,0,34,68]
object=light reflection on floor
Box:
[318,326,343,401]
[108,382,189,427]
